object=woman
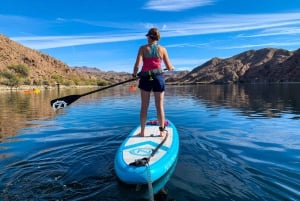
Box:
[132,28,174,137]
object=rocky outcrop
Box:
[0,35,132,86]
[1,34,300,85]
[179,48,299,84]
[0,34,71,85]
[0,34,187,86]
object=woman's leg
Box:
[154,91,166,136]
[140,89,150,136]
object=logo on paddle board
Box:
[129,148,155,156]
[52,100,67,110]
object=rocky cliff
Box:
[0,34,72,85]
[180,48,300,84]
[0,34,132,87]
[1,34,300,85]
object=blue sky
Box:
[1,0,300,72]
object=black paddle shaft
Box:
[50,77,138,109]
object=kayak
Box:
[23,88,40,94]
[114,119,179,184]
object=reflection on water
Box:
[0,84,300,201]
[168,83,300,118]
[1,84,300,138]
[0,87,108,138]
[0,90,53,138]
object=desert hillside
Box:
[180,48,300,83]
[1,34,300,86]
[0,34,133,87]
[0,34,72,86]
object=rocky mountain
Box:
[1,34,300,86]
[71,66,133,84]
[180,48,300,84]
[0,34,132,87]
[0,34,72,85]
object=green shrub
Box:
[43,80,50,85]
[33,80,43,85]
[1,71,20,87]
[23,79,31,85]
[7,64,29,78]
[51,74,63,83]
[97,80,108,86]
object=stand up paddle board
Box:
[114,119,179,184]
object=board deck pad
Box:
[114,119,179,184]
[123,125,173,165]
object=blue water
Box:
[0,84,300,201]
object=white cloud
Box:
[159,12,300,37]
[165,43,208,48]
[144,0,215,11]
[238,27,300,38]
[11,12,300,50]
[12,34,143,49]
[218,41,300,50]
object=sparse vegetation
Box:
[97,80,109,86]
[0,35,179,88]
[0,34,135,88]
[1,34,300,88]
[8,64,29,77]
[50,74,64,84]
[0,70,20,87]
[0,64,30,87]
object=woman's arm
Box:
[161,47,174,71]
[133,46,143,75]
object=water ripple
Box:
[1,85,300,200]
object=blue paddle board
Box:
[114,119,179,184]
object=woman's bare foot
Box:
[159,126,167,137]
[160,130,167,137]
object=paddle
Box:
[50,77,138,110]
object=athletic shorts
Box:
[138,74,165,92]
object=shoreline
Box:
[1,81,300,91]
[0,85,100,91]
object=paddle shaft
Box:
[81,78,138,97]
[76,68,167,97]
[50,69,168,109]
[50,77,138,109]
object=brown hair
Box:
[146,28,160,41]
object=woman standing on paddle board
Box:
[132,27,174,137]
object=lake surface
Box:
[0,84,299,201]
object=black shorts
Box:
[138,74,165,92]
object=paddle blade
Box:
[50,95,82,110]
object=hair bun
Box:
[145,28,160,40]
